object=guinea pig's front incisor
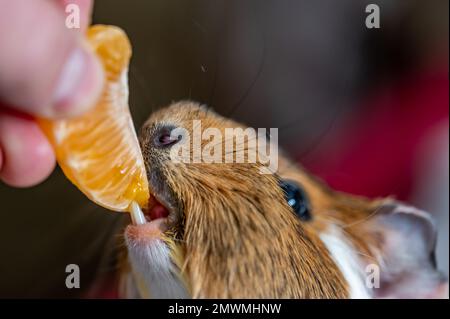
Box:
[120,101,447,299]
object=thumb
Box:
[0,0,103,118]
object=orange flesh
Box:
[39,25,149,212]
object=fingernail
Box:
[51,44,104,118]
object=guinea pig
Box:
[119,101,447,299]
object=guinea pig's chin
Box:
[124,218,169,245]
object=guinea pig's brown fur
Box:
[119,101,445,299]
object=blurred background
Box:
[0,0,448,297]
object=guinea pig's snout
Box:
[153,126,182,148]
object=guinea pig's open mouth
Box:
[126,162,182,241]
[128,188,181,239]
[130,194,169,223]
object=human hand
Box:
[0,0,103,187]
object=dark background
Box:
[0,0,448,297]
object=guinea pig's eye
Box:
[279,179,311,221]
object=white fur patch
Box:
[320,226,371,299]
[125,238,189,298]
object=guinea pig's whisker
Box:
[340,206,384,229]
[225,20,267,118]
[314,215,379,263]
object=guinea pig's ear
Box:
[371,201,448,299]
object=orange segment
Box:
[39,25,149,212]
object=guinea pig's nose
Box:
[154,126,181,147]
